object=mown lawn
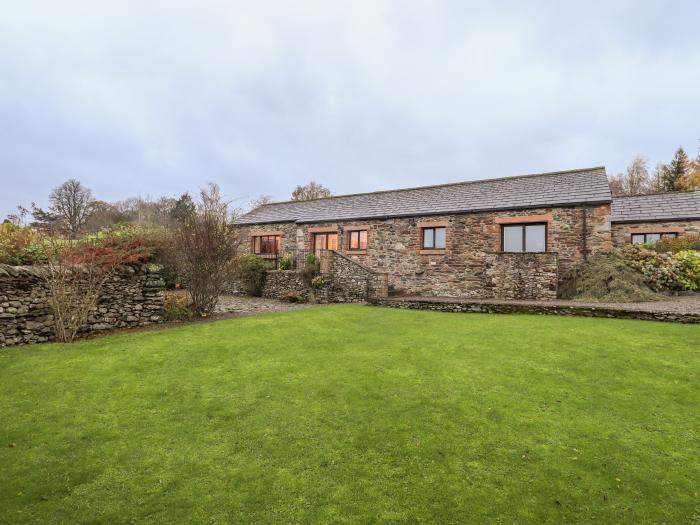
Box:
[1,305,698,524]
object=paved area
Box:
[213,294,317,315]
[384,294,700,315]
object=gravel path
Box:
[213,295,317,315]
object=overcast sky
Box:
[1,1,699,218]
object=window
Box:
[631,232,677,244]
[313,232,338,254]
[348,230,368,250]
[422,227,446,249]
[501,223,546,253]
[252,235,280,256]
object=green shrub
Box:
[310,276,326,289]
[653,234,700,253]
[672,250,700,290]
[0,223,48,265]
[236,254,267,296]
[163,294,193,321]
[622,245,700,292]
[279,254,293,270]
[559,251,659,302]
[301,254,319,284]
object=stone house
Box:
[238,168,700,300]
[611,191,700,246]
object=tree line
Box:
[5,180,332,238]
[609,144,700,197]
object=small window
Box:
[252,235,280,256]
[422,227,446,249]
[348,230,368,250]
[502,224,547,253]
[631,232,677,244]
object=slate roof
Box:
[611,191,700,223]
[239,167,612,225]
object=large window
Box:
[313,232,338,254]
[422,227,446,249]
[348,230,368,250]
[631,232,677,244]
[501,223,546,253]
[252,235,280,256]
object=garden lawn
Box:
[1,305,699,524]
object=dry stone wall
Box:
[0,264,165,348]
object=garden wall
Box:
[0,264,165,348]
[262,271,311,302]
[256,252,388,303]
[374,297,699,324]
[484,252,558,300]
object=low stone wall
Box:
[484,252,558,300]
[317,251,388,303]
[374,297,699,324]
[262,270,311,302]
[248,252,389,304]
[0,264,165,348]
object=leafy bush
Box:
[622,245,700,292]
[0,223,48,265]
[302,253,319,283]
[559,251,659,302]
[670,250,700,290]
[281,290,305,303]
[653,234,700,253]
[310,276,326,289]
[279,253,293,270]
[163,294,193,321]
[237,254,267,296]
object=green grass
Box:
[1,306,699,524]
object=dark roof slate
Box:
[611,191,700,223]
[239,167,611,225]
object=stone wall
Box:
[261,270,311,302]
[484,253,558,300]
[251,252,389,304]
[316,251,389,303]
[611,220,700,246]
[374,298,699,324]
[0,264,165,348]
[238,203,610,299]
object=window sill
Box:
[419,249,447,255]
[500,251,548,254]
[346,250,367,255]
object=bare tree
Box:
[250,194,273,209]
[291,182,332,201]
[608,157,651,196]
[49,179,94,237]
[170,184,241,315]
[42,237,149,342]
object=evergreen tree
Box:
[660,147,691,192]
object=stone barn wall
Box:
[611,220,700,247]
[238,203,610,299]
[0,264,165,348]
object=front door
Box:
[314,232,338,254]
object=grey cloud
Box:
[1,0,699,218]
